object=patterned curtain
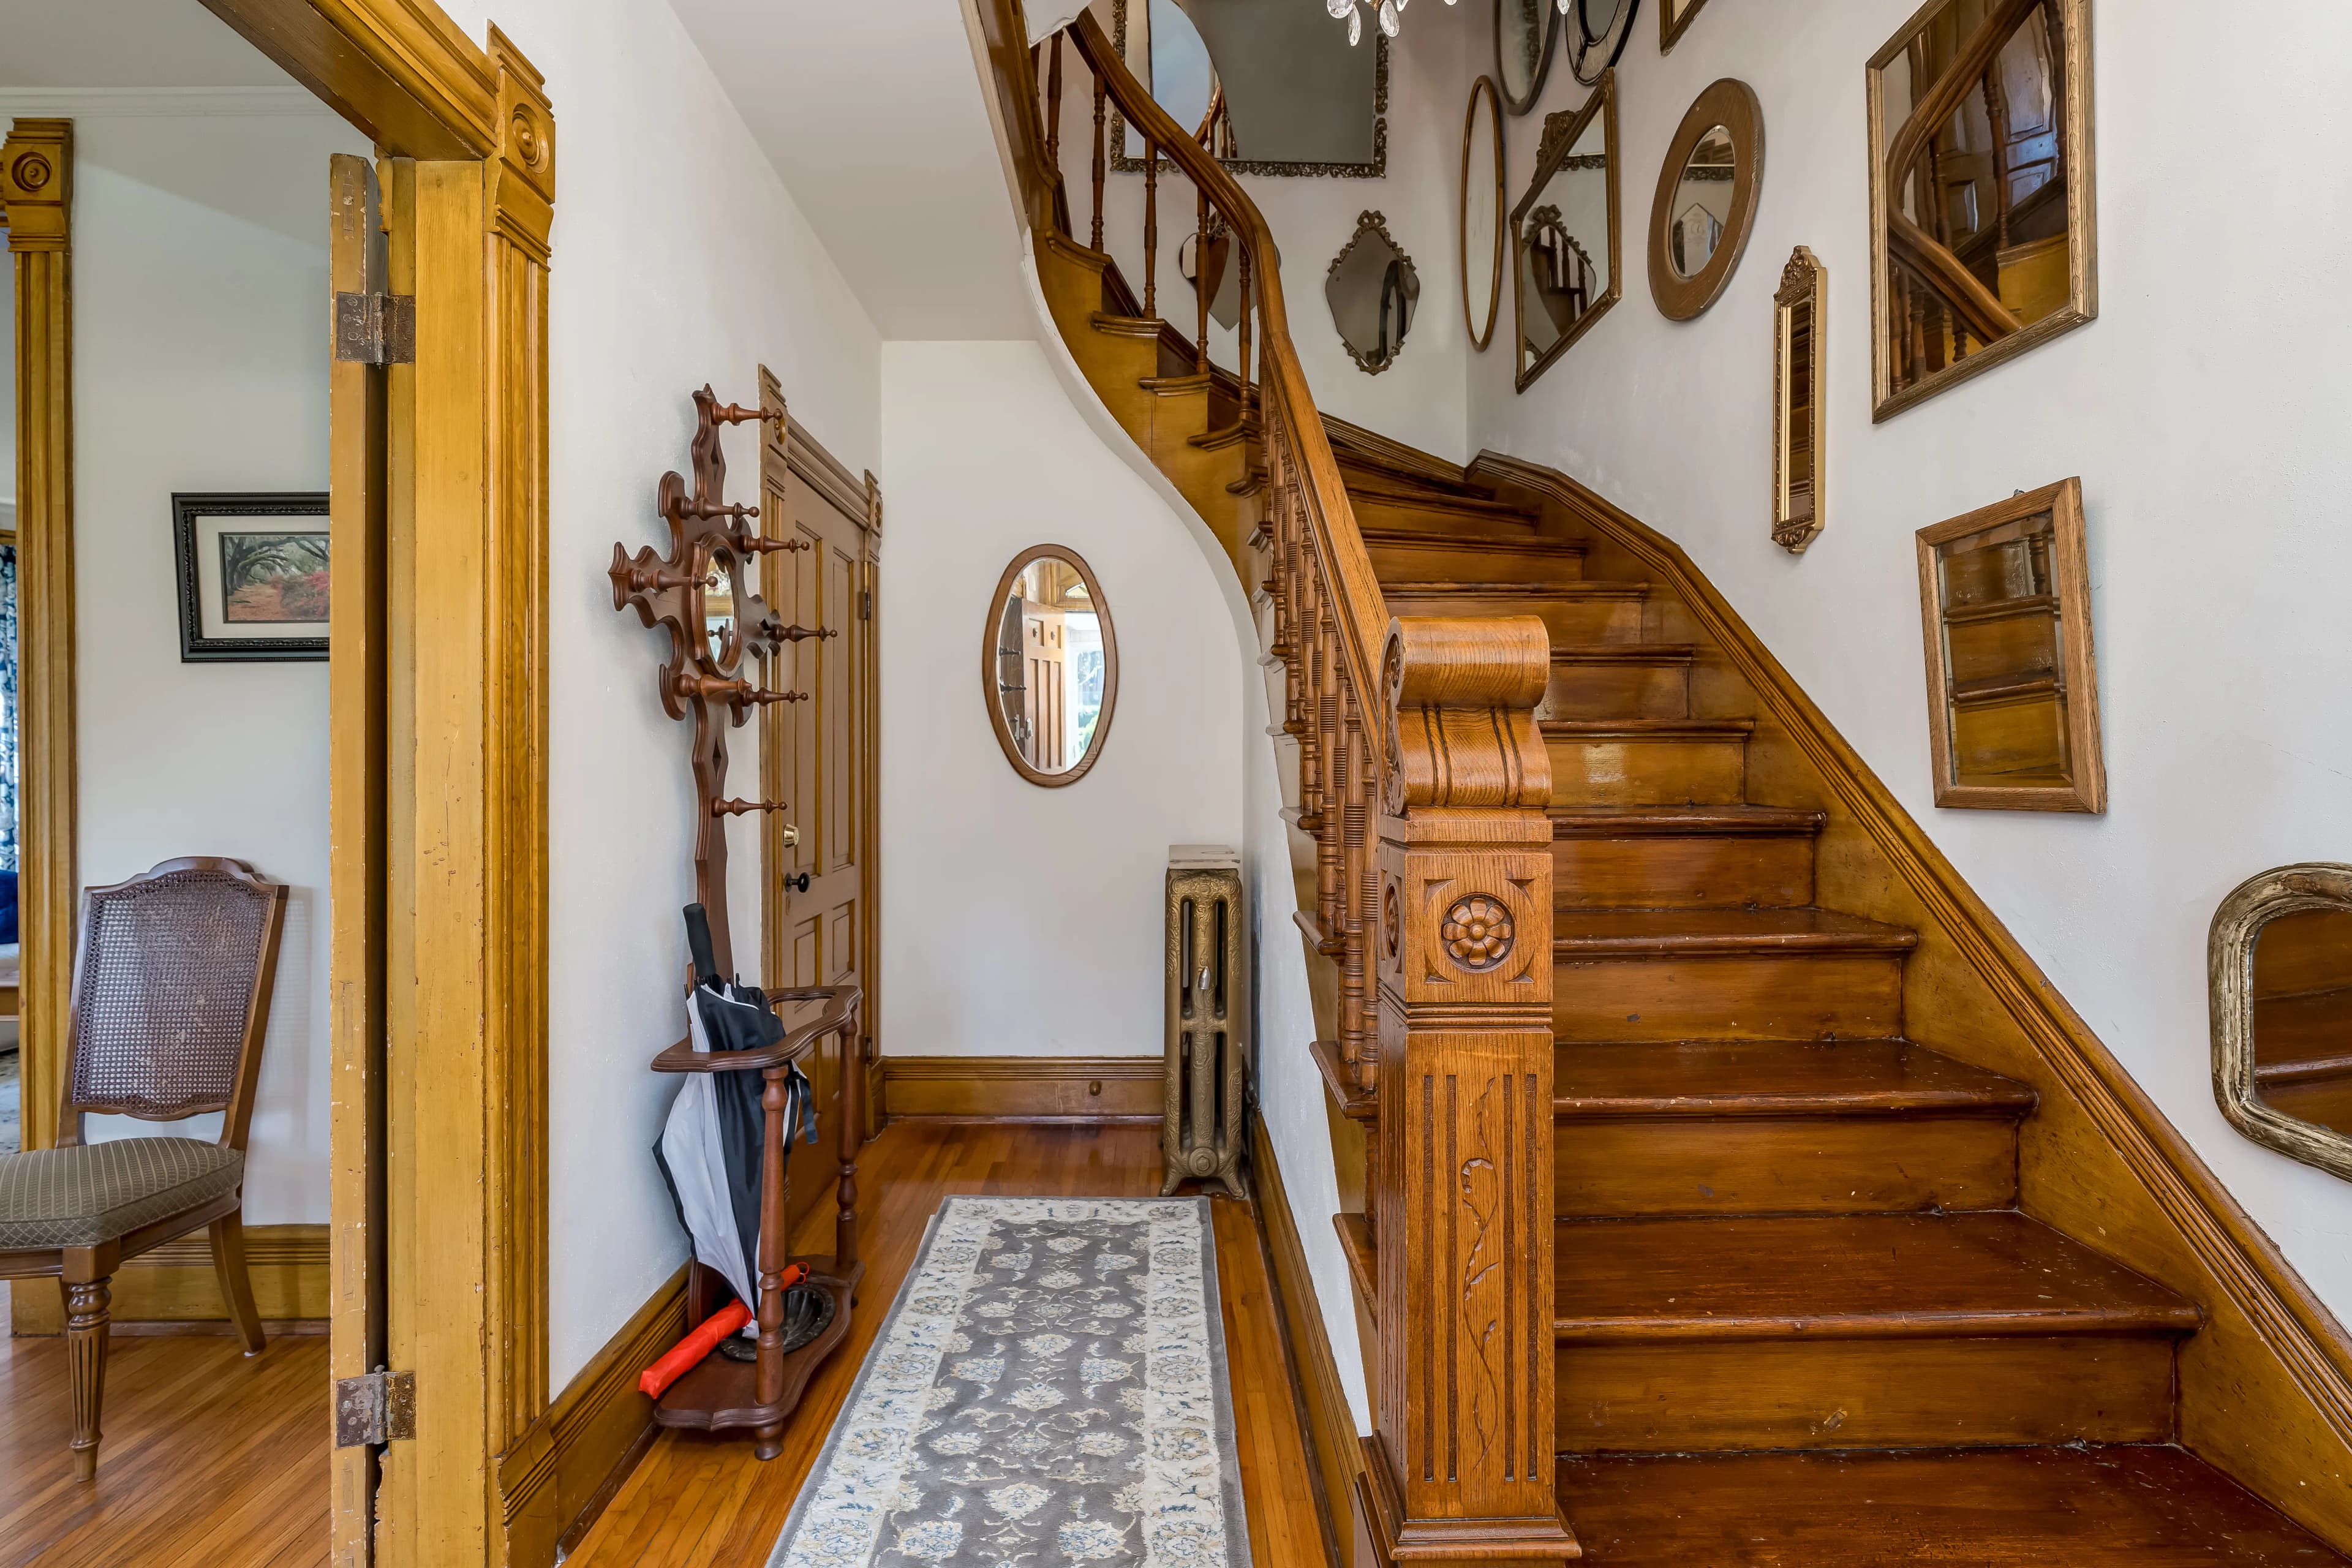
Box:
[0,543,18,872]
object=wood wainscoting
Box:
[10,1226,330,1335]
[879,1055,1161,1121]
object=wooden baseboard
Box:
[1250,1112,1362,1568]
[1472,448,2352,1550]
[9,1223,328,1335]
[497,1264,688,1568]
[880,1055,1162,1121]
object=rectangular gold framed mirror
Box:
[1914,476,2105,812]
[1867,0,2095,420]
[1512,72,1620,393]
[1773,246,1826,553]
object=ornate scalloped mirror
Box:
[2213,865,2352,1181]
[1328,210,1420,375]
[985,546,1118,787]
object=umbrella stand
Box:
[646,983,864,1460]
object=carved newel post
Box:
[1359,615,1578,1568]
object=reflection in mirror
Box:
[1327,211,1420,375]
[1661,0,1714,51]
[1914,477,2104,813]
[1773,247,1827,554]
[2252,910,2352,1140]
[1668,125,1733,276]
[1870,0,2093,416]
[1512,74,1618,391]
[1116,0,1385,175]
[986,546,1118,786]
[1495,0,1556,116]
[2213,865,2352,1184]
[703,546,741,668]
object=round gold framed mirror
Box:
[1462,76,1505,352]
[984,545,1118,788]
[1648,78,1763,322]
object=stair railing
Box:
[984,9,1570,1561]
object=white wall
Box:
[0,95,368,1225]
[1467,1,2352,1320]
[878,338,1243,1058]
[432,0,884,1385]
[1062,0,1479,460]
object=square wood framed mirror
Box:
[1914,477,2105,812]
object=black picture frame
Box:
[172,491,330,663]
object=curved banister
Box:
[1055,12,1391,754]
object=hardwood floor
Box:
[567,1120,1330,1568]
[0,1281,331,1567]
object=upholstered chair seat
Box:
[0,1139,246,1251]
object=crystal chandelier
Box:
[1327,0,1455,47]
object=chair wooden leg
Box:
[64,1275,113,1481]
[209,1212,266,1356]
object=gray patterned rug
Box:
[767,1196,1251,1567]
[0,1047,17,1156]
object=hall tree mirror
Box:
[1327,210,1420,374]
[985,546,1118,786]
[1512,72,1620,391]
[1914,477,2105,813]
[1112,0,1387,175]
[1868,0,2095,419]
[2212,866,2352,1182]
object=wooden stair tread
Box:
[1551,804,1824,838]
[1553,1039,2035,1119]
[1553,907,1918,955]
[1359,527,1587,558]
[1345,480,1538,523]
[1551,643,1694,665]
[1385,579,1648,598]
[1542,718,1755,740]
[1556,1446,2352,1566]
[1088,311,1166,338]
[1551,1212,2201,1341]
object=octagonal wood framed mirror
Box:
[1511,72,1621,391]
[2212,864,2352,1183]
[985,545,1118,788]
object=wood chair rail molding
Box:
[1464,446,2352,1548]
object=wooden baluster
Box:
[752,1065,790,1460]
[1143,140,1159,316]
[1316,605,1343,956]
[1237,246,1254,416]
[1341,697,1374,1087]
[1045,32,1064,170]
[1195,187,1211,375]
[1091,70,1107,251]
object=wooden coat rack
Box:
[609,386,862,1459]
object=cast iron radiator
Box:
[1163,845,1248,1197]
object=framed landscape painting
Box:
[172,492,330,662]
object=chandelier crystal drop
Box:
[1330,0,1452,45]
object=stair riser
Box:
[1366,538,1586,584]
[1546,736,1747,807]
[1542,662,1690,721]
[1388,593,1653,644]
[1555,1114,2021,1216]
[1556,1336,2177,1452]
[1351,496,1539,539]
[1552,953,1905,1041]
[1553,832,1813,908]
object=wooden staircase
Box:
[983,9,2352,1561]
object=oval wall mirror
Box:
[1494,0,1557,116]
[1649,78,1763,321]
[1462,76,1505,352]
[1328,210,1420,375]
[984,545,1118,787]
[2212,864,2352,1182]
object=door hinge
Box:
[334,1368,417,1448]
[861,589,873,620]
[334,291,416,365]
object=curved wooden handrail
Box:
[1057,11,1390,739]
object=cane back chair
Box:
[0,856,288,1479]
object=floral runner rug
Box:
[766,1196,1251,1567]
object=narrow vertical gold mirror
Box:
[985,546,1118,787]
[1462,76,1505,352]
[1512,72,1619,391]
[1773,247,1826,553]
[2213,865,2352,1182]
[1914,477,2104,813]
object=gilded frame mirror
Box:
[1494,0,1559,117]
[1914,477,2105,813]
[1648,78,1763,322]
[1868,0,2097,420]
[984,545,1119,788]
[1510,72,1621,393]
[1327,209,1421,375]
[1463,75,1506,352]
[2212,864,2352,1183]
[1567,0,1639,86]
[1660,0,1714,52]
[1773,246,1826,553]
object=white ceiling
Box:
[0,2,292,89]
[665,0,1034,341]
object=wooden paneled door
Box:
[758,370,880,1234]
[1023,605,1068,771]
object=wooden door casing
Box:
[758,375,879,1237]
